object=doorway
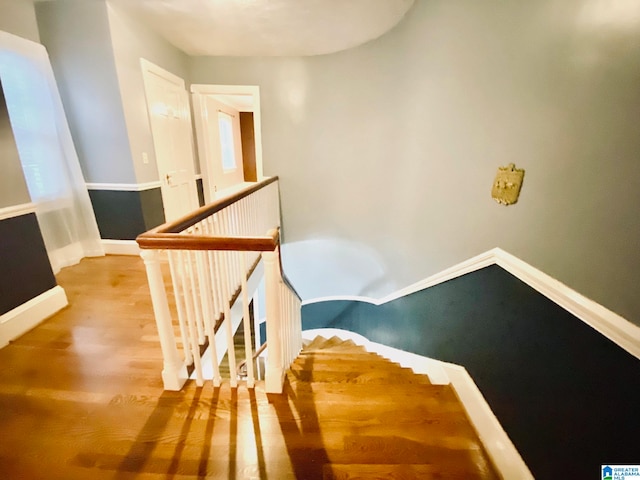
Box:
[191,85,264,204]
[141,59,199,222]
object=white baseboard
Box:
[493,248,640,359]
[303,248,640,360]
[300,327,532,479]
[443,363,534,479]
[0,286,68,349]
[101,239,140,256]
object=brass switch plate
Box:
[491,163,524,205]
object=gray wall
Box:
[0,0,40,43]
[36,0,135,184]
[106,3,192,184]
[0,82,30,208]
[189,0,640,324]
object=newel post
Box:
[140,249,188,391]
[263,247,284,393]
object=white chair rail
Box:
[136,178,302,393]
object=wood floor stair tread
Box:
[323,463,493,480]
[288,371,432,385]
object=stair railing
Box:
[136,177,301,393]
[263,239,303,393]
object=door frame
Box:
[140,58,199,220]
[190,84,264,203]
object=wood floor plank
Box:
[0,256,498,479]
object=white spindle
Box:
[141,179,301,393]
[183,250,204,386]
[196,250,221,386]
[140,249,188,391]
[241,254,255,388]
[193,248,206,345]
[207,215,224,324]
[167,251,192,365]
[264,247,284,394]
[280,282,288,368]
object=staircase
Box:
[257,336,498,479]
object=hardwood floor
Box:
[0,255,498,479]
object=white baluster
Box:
[183,250,204,386]
[193,249,206,345]
[284,287,290,366]
[167,251,192,365]
[241,254,255,388]
[218,216,237,386]
[224,251,238,388]
[207,216,224,325]
[253,290,262,351]
[140,249,188,391]
[278,284,289,369]
[263,246,283,393]
[197,250,221,386]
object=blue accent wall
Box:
[302,265,640,479]
[89,188,165,240]
[0,213,57,315]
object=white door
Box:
[198,96,244,197]
[141,60,199,222]
[192,85,266,203]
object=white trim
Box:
[385,249,497,303]
[140,58,185,88]
[493,248,640,359]
[302,248,640,360]
[0,202,36,221]
[443,363,535,479]
[101,240,140,256]
[0,286,68,349]
[300,328,532,479]
[191,84,260,97]
[190,84,264,182]
[86,181,162,192]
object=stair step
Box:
[323,463,491,480]
[298,351,384,359]
[303,336,368,354]
[304,335,329,351]
[292,359,408,372]
[288,369,432,385]
[319,336,352,349]
[338,435,494,472]
[267,335,496,477]
[285,381,445,400]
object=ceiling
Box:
[107,0,415,57]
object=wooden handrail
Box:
[278,246,302,302]
[136,176,279,250]
[237,341,268,377]
[137,231,279,251]
[146,176,278,235]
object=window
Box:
[217,111,236,171]
[0,51,66,202]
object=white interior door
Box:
[142,60,198,222]
[192,93,246,201]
